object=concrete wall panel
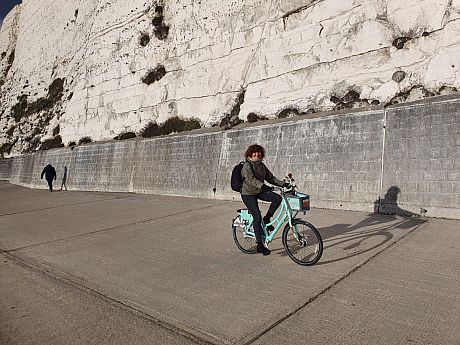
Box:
[0,158,12,180]
[1,98,459,219]
[381,98,460,219]
[215,110,384,213]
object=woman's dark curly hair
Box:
[245,144,265,159]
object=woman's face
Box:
[249,151,263,161]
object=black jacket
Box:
[41,164,56,181]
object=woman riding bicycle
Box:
[241,144,289,256]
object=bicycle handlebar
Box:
[273,185,296,195]
[271,174,297,195]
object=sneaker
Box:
[256,242,271,256]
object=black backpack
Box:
[230,162,246,192]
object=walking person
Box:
[60,165,68,191]
[240,144,289,255]
[41,163,57,192]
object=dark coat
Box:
[41,164,56,181]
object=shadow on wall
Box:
[375,186,425,217]
[271,186,425,265]
[314,186,424,265]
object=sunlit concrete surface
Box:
[1,182,458,344]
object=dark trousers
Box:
[46,178,53,192]
[241,191,282,243]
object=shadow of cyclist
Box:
[271,186,425,265]
[375,186,424,218]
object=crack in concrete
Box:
[1,201,229,253]
[239,220,428,345]
[0,194,135,217]
[0,250,215,345]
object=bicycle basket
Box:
[286,192,310,211]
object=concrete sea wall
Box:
[0,157,12,180]
[381,99,460,218]
[1,97,459,219]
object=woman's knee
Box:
[272,193,282,205]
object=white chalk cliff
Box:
[1,0,460,155]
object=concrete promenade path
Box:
[0,181,459,345]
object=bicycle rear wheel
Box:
[282,219,323,266]
[232,216,257,254]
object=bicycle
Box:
[232,175,323,266]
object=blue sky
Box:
[0,0,22,28]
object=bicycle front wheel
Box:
[232,216,257,254]
[282,220,323,266]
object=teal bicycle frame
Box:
[234,180,322,265]
[238,187,299,244]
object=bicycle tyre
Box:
[232,216,257,254]
[282,219,323,266]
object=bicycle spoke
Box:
[233,218,257,254]
[283,220,323,265]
